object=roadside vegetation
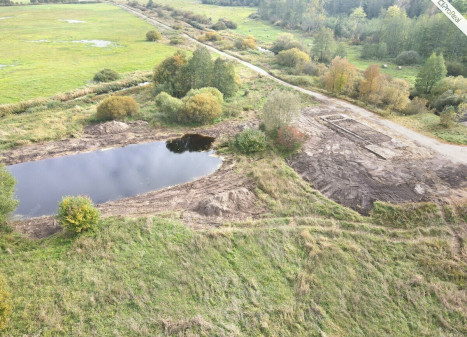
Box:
[124,0,467,144]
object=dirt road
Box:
[117,3,467,165]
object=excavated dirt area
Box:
[288,105,467,214]
[3,119,263,238]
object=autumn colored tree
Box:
[262,90,301,132]
[153,51,189,98]
[323,57,357,94]
[359,64,386,104]
[276,48,311,68]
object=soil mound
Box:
[195,187,256,217]
[88,121,130,135]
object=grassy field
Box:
[0,4,179,104]
[0,190,465,336]
[389,112,467,145]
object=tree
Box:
[415,53,447,95]
[359,64,386,104]
[211,58,238,98]
[153,51,189,98]
[323,57,357,94]
[311,27,336,62]
[186,46,213,89]
[380,5,410,57]
[262,90,301,132]
[0,164,18,226]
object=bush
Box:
[155,92,183,121]
[235,129,267,154]
[185,87,223,105]
[276,126,307,151]
[146,29,162,41]
[433,90,463,112]
[403,97,429,115]
[211,20,227,30]
[272,33,304,54]
[262,90,301,132]
[0,164,18,226]
[395,51,421,65]
[276,48,311,68]
[96,96,139,120]
[57,196,101,233]
[93,68,120,83]
[0,277,11,331]
[199,31,222,42]
[225,20,237,29]
[234,35,257,50]
[170,35,185,45]
[439,106,457,128]
[446,61,465,76]
[179,91,223,124]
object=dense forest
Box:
[256,0,467,62]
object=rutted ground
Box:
[288,105,467,214]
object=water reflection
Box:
[166,134,215,153]
[7,139,221,218]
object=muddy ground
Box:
[3,105,467,238]
[288,105,467,214]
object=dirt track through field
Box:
[116,3,467,165]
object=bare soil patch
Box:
[289,105,467,214]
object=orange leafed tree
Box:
[323,57,357,94]
[359,64,386,104]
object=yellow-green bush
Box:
[96,96,139,120]
[185,87,223,106]
[234,35,257,50]
[57,196,101,234]
[146,29,162,41]
[155,92,183,121]
[276,48,310,68]
[179,90,223,124]
[0,277,11,331]
[198,31,222,42]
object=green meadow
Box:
[0,4,178,103]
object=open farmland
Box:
[0,4,178,103]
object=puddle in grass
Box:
[7,135,220,218]
[72,40,114,48]
[60,19,86,23]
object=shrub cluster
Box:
[262,90,301,132]
[446,61,465,76]
[439,106,457,128]
[276,48,310,68]
[234,35,257,50]
[212,18,237,30]
[276,126,307,151]
[235,129,267,154]
[395,50,421,65]
[170,35,185,45]
[146,29,162,41]
[403,97,429,115]
[57,196,101,234]
[155,92,183,121]
[96,96,139,120]
[0,164,18,226]
[93,68,120,83]
[179,88,223,124]
[271,33,304,54]
[156,88,223,124]
[199,31,222,42]
[361,42,387,59]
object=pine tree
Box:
[415,53,447,95]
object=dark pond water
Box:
[7,135,220,218]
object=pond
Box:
[7,135,220,218]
